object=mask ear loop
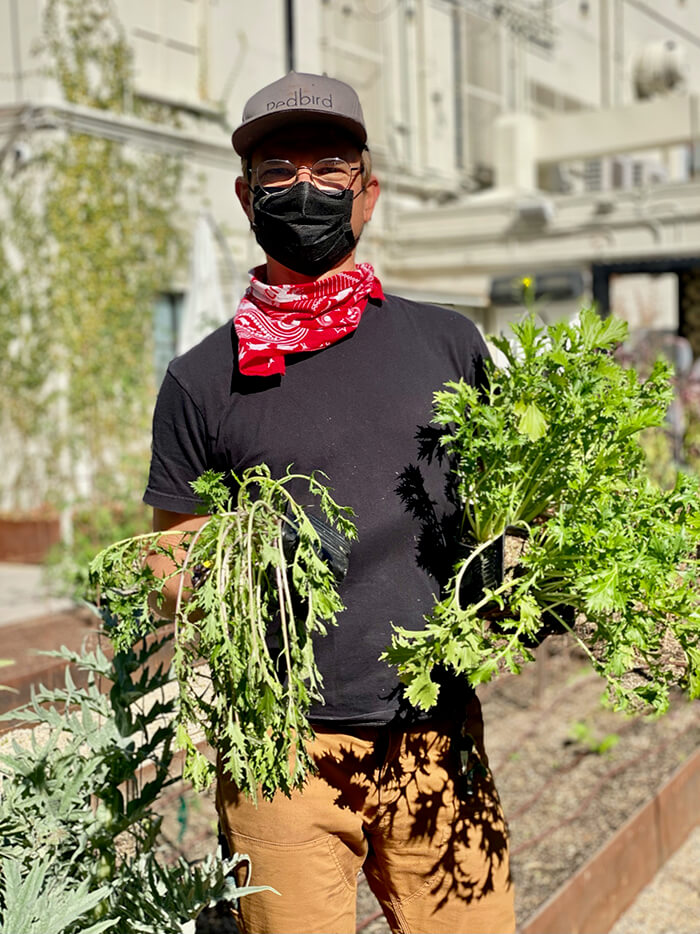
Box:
[353,143,370,199]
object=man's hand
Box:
[147,508,210,619]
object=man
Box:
[144,71,515,934]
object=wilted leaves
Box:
[91,467,356,801]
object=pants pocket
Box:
[225,829,361,934]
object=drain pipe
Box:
[285,0,295,73]
[9,0,23,101]
[452,0,464,171]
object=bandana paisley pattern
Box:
[234,263,384,376]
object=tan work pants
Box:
[216,699,515,934]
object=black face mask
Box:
[251,182,358,277]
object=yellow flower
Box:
[521,276,532,288]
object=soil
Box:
[154,635,699,933]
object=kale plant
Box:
[90,466,356,801]
[384,309,700,715]
[0,638,269,934]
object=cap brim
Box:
[231,110,367,156]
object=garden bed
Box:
[0,513,61,563]
[153,636,698,933]
[482,638,698,928]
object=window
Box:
[153,292,185,385]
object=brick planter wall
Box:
[0,515,61,563]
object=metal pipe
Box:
[415,0,429,169]
[285,0,295,73]
[613,0,623,106]
[452,1,464,169]
[600,0,610,108]
[9,0,23,102]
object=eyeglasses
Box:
[252,158,362,194]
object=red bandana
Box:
[234,262,384,376]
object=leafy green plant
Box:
[683,382,700,474]
[614,332,700,487]
[637,426,679,490]
[44,500,151,602]
[383,309,700,716]
[567,719,620,755]
[0,637,270,934]
[90,466,356,801]
[0,0,184,515]
[0,660,17,694]
[1,858,115,934]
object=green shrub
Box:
[0,636,270,933]
[44,500,151,602]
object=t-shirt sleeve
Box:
[473,327,491,391]
[458,316,491,388]
[143,369,209,514]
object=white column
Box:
[493,112,538,190]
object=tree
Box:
[0,0,185,522]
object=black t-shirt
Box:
[144,292,488,725]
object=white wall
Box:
[526,1,603,109]
[610,272,678,332]
[0,0,56,103]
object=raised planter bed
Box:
[0,611,175,729]
[351,639,699,934]
[521,750,700,933]
[0,513,61,563]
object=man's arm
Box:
[147,508,210,619]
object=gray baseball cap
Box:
[231,71,367,156]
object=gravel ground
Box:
[154,636,698,933]
[609,825,700,934]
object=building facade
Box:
[2,0,700,338]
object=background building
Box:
[1,0,700,517]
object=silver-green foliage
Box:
[384,309,700,715]
[0,638,265,934]
[90,466,356,801]
[1,858,114,934]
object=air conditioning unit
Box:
[633,39,688,100]
[632,159,668,186]
[611,156,633,190]
[584,158,611,192]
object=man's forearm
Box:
[147,510,210,619]
[146,541,192,619]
